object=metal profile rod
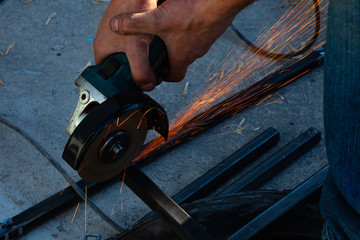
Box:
[0,179,114,240]
[0,128,278,239]
[138,128,279,223]
[227,165,328,240]
[124,165,215,240]
[220,128,321,195]
[136,49,324,163]
[173,127,279,204]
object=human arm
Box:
[94,0,255,91]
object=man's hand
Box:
[94,0,255,91]
[94,0,158,91]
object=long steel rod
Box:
[0,128,278,239]
[220,128,321,195]
[227,165,328,240]
[137,49,324,162]
[173,128,279,204]
[0,180,91,240]
[138,127,279,223]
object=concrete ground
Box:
[0,0,328,239]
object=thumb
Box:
[110,10,164,35]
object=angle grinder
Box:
[62,36,169,182]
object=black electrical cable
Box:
[230,0,321,60]
[0,116,124,232]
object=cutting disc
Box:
[63,93,168,182]
[78,110,148,182]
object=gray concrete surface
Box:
[0,0,328,239]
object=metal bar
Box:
[227,165,328,240]
[136,49,324,163]
[124,165,215,240]
[220,128,321,195]
[138,128,279,223]
[173,127,279,204]
[0,179,115,240]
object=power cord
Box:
[230,0,321,60]
[0,116,124,232]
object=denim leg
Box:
[321,0,360,239]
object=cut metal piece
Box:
[138,127,280,223]
[124,165,215,240]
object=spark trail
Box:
[135,0,328,162]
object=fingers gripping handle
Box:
[82,36,168,98]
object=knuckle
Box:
[152,8,167,32]
[122,17,133,34]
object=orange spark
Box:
[60,158,91,196]
[71,202,80,222]
[116,110,140,128]
[137,108,154,129]
[135,0,328,162]
[85,185,87,233]
[119,167,127,195]
[104,123,113,140]
[111,204,115,216]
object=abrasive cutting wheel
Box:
[63,93,168,182]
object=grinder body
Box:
[63,36,169,182]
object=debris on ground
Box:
[219,69,225,80]
[52,44,64,51]
[235,117,246,135]
[208,68,226,82]
[23,0,33,5]
[0,78,4,86]
[208,72,217,82]
[235,61,244,73]
[183,81,189,95]
[2,42,15,56]
[265,38,275,51]
[45,12,56,26]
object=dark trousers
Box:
[321,0,360,239]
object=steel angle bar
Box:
[227,165,328,240]
[124,165,214,240]
[220,128,321,195]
